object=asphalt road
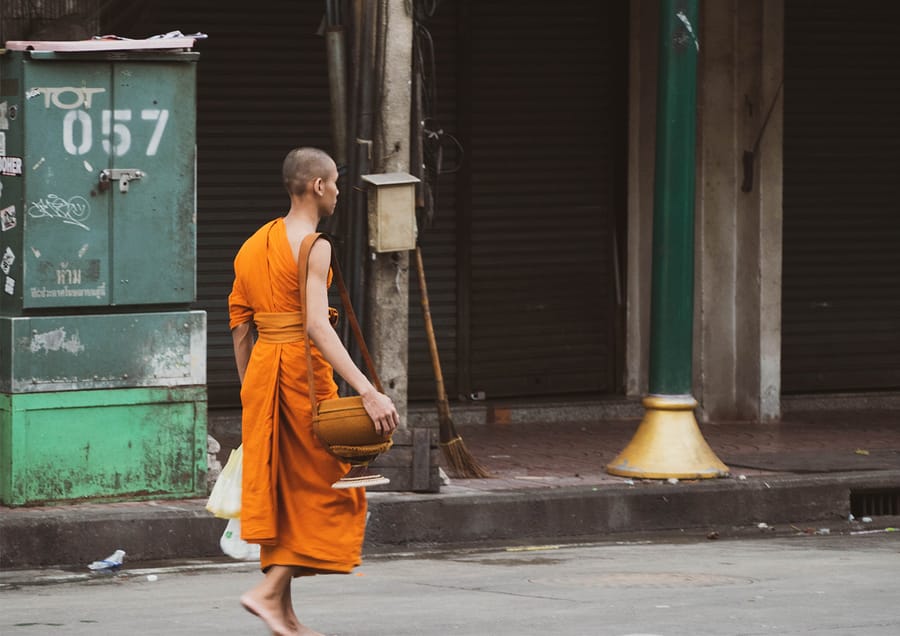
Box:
[1,531,898,635]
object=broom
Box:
[414,246,490,478]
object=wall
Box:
[694,0,783,421]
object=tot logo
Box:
[31,87,106,110]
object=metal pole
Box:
[344,0,377,373]
[607,0,728,479]
[648,0,698,395]
[325,26,349,167]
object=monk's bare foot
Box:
[295,624,324,636]
[241,590,293,636]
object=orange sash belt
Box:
[254,312,304,343]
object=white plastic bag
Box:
[220,517,260,560]
[205,445,242,519]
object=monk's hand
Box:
[361,389,400,436]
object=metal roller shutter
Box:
[782,0,900,392]
[104,1,333,407]
[408,6,461,401]
[463,0,622,398]
[409,0,625,402]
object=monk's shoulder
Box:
[234,219,280,267]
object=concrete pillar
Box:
[756,0,784,421]
[367,0,413,427]
[627,0,784,422]
[694,0,783,421]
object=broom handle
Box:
[414,246,453,420]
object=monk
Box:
[228,147,399,635]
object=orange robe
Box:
[228,218,366,573]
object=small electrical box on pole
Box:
[361,172,419,253]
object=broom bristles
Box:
[441,436,491,479]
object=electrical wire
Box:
[412,0,463,233]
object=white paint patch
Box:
[83,160,94,173]
[4,276,14,295]
[0,101,8,130]
[146,349,191,380]
[0,131,5,155]
[30,246,41,258]
[32,157,46,171]
[25,88,41,100]
[29,327,85,354]
[190,318,208,383]
[676,11,700,51]
[78,244,89,258]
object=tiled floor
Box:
[442,409,900,491]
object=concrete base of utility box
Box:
[0,386,207,506]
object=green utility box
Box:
[0,40,206,505]
[0,49,196,309]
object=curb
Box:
[365,471,900,548]
[3,470,899,569]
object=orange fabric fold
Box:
[228,219,366,572]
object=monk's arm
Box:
[232,321,254,384]
[306,240,399,434]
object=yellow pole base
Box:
[606,395,729,479]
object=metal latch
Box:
[99,168,144,193]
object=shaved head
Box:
[282,147,335,196]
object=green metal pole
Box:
[606,0,727,479]
[648,0,700,396]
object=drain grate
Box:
[850,489,900,517]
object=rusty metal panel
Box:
[15,57,112,310]
[0,386,207,506]
[782,0,900,392]
[0,310,206,393]
[108,58,197,305]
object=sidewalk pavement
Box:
[2,399,899,570]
